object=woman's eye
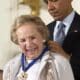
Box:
[19,39,25,42]
[30,36,35,40]
[45,0,58,4]
[49,0,58,2]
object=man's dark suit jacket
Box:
[47,12,80,80]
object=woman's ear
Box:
[43,40,49,48]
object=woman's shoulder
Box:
[50,52,70,68]
[3,53,21,70]
[50,52,74,80]
[7,53,21,64]
[51,52,69,61]
[3,54,22,80]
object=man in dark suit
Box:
[44,0,80,80]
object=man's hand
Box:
[47,40,70,59]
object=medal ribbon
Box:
[21,47,49,72]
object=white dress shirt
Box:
[54,11,75,40]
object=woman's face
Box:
[16,23,44,59]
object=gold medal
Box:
[17,72,28,80]
[21,72,28,79]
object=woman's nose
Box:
[25,39,32,47]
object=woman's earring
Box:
[43,40,48,46]
[43,40,46,43]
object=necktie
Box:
[55,22,65,45]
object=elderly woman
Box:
[3,15,74,80]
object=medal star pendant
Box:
[22,72,28,79]
[17,72,28,80]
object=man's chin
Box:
[53,16,63,21]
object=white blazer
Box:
[3,51,74,80]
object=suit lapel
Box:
[48,21,56,40]
[62,12,80,53]
[67,12,80,33]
